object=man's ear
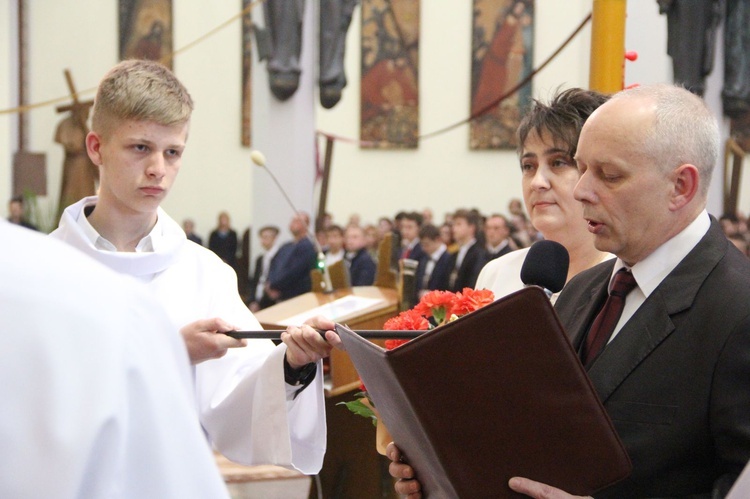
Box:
[85,131,103,166]
[669,164,700,211]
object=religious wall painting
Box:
[241,0,253,147]
[360,0,420,149]
[470,0,534,149]
[119,0,173,68]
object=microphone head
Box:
[250,150,266,167]
[520,240,570,294]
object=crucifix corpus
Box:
[54,69,98,217]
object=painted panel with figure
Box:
[470,0,534,150]
[360,0,419,149]
[119,0,173,68]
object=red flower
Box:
[451,288,495,316]
[414,290,457,319]
[383,308,430,331]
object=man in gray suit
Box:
[388,84,750,497]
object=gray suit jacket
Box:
[555,219,750,498]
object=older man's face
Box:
[574,97,676,266]
[289,214,308,236]
[484,216,509,247]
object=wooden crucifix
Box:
[54,69,98,216]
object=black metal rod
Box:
[225,329,424,340]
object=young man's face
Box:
[345,227,365,252]
[87,119,188,216]
[259,229,277,250]
[451,217,474,244]
[400,219,419,242]
[326,230,344,252]
[420,236,440,255]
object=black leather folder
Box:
[336,286,632,498]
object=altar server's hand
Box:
[508,477,592,499]
[282,315,342,369]
[180,317,246,364]
[387,442,422,498]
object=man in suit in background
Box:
[389,84,750,497]
[483,213,515,261]
[248,225,280,312]
[208,211,239,273]
[448,209,485,291]
[182,218,203,246]
[324,224,346,268]
[7,196,38,231]
[266,212,316,302]
[389,211,406,271]
[413,224,451,302]
[399,211,425,262]
[344,225,376,286]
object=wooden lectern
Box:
[254,286,399,499]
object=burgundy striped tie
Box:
[583,268,637,366]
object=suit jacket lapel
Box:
[587,293,675,400]
[586,219,727,402]
[565,263,611,349]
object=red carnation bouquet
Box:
[338,287,495,426]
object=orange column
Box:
[589,0,627,93]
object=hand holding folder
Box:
[337,287,631,498]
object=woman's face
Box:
[520,129,584,239]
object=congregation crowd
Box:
[176,201,543,311]
[170,200,750,316]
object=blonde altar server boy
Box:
[1,220,230,498]
[51,59,341,472]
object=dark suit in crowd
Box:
[401,241,425,263]
[208,229,238,271]
[250,253,278,309]
[187,232,203,246]
[413,250,452,302]
[267,238,316,301]
[346,248,376,286]
[448,241,485,291]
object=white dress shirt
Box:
[608,210,710,342]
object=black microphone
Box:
[520,240,569,298]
